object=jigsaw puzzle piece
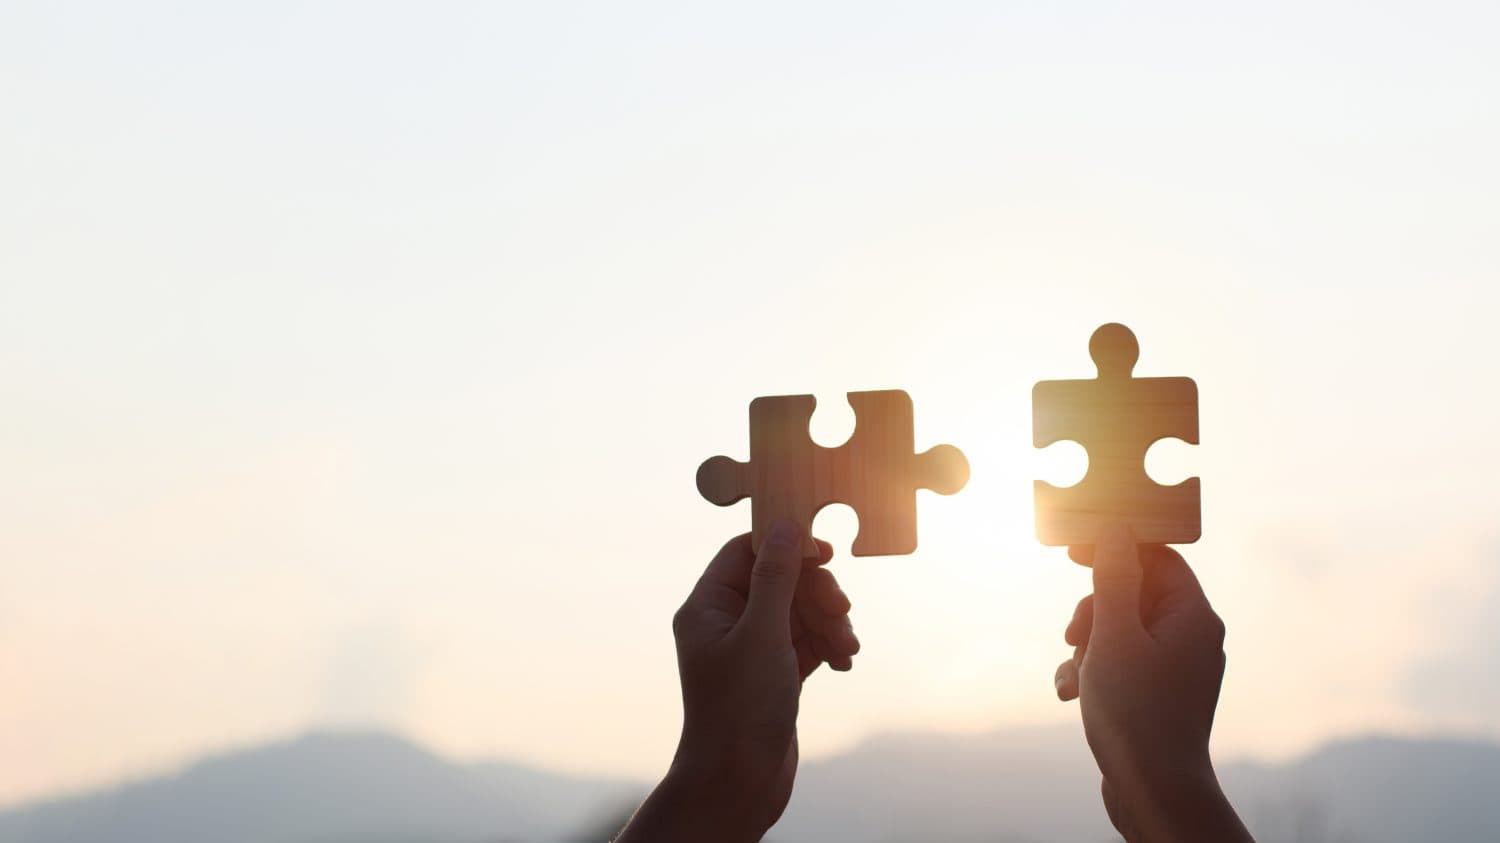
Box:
[695,394,825,558]
[841,391,969,556]
[696,390,969,558]
[1032,323,1200,549]
[1034,475,1200,547]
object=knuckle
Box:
[750,562,792,587]
[671,605,693,638]
[1206,612,1227,646]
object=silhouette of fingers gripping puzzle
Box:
[1032,323,1200,549]
[696,390,970,558]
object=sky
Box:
[2,0,1499,809]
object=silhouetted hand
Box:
[617,520,860,843]
[1053,523,1253,842]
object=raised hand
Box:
[1054,523,1253,843]
[617,520,860,843]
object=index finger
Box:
[695,533,756,598]
[1139,544,1211,616]
[1135,545,1223,648]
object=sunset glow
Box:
[2,3,1497,825]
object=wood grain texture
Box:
[1032,323,1200,549]
[697,390,969,558]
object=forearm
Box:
[615,763,766,843]
[1124,771,1254,843]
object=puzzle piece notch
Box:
[1032,323,1200,549]
[696,390,969,558]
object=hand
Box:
[617,521,860,843]
[1053,523,1253,843]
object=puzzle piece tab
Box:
[1033,323,1200,548]
[697,390,969,558]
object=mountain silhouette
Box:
[1222,735,1500,843]
[0,732,636,843]
[3,727,1498,842]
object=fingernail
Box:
[768,519,799,548]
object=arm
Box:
[617,520,860,843]
[1053,524,1254,843]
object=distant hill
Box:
[3,727,1499,842]
[0,732,638,843]
[1222,736,1500,843]
[780,728,1500,843]
[775,725,1113,842]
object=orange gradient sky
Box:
[2,0,1498,808]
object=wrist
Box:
[1125,766,1250,843]
[619,762,766,843]
[674,718,789,796]
[659,746,773,842]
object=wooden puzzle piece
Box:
[697,390,969,558]
[1032,323,1200,548]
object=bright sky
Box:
[2,0,1499,808]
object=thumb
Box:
[1091,522,1144,637]
[742,519,805,635]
